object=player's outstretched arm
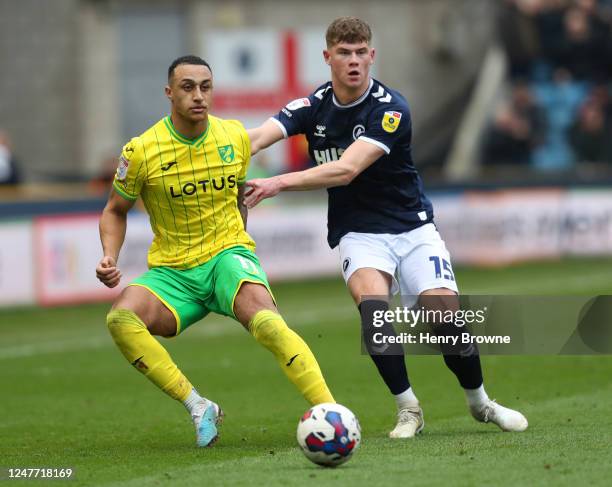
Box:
[246,119,285,155]
[97,189,135,288]
[244,139,385,208]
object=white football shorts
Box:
[338,223,459,307]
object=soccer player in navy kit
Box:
[245,17,527,437]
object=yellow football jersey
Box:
[113,115,255,269]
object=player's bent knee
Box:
[248,310,286,343]
[234,282,277,326]
[419,289,459,313]
[237,281,275,305]
[420,287,457,296]
[106,308,146,338]
[106,308,123,333]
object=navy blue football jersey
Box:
[272,78,434,248]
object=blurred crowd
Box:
[485,0,612,170]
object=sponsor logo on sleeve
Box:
[286,98,311,111]
[116,155,129,181]
[382,111,402,133]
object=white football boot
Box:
[470,399,528,432]
[192,400,224,447]
[389,406,425,438]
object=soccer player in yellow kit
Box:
[96,55,334,448]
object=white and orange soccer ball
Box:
[296,403,361,467]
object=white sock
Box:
[395,387,419,409]
[464,384,489,408]
[183,388,207,417]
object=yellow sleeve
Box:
[112,137,146,201]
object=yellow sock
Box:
[106,308,192,401]
[248,310,335,405]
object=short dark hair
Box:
[168,55,212,81]
[326,17,372,48]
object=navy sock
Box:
[359,300,410,395]
[438,333,484,390]
[420,295,484,390]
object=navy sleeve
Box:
[271,96,315,138]
[359,102,411,154]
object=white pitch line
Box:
[0,304,357,360]
[0,336,111,360]
[4,267,607,361]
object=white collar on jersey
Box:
[332,79,374,109]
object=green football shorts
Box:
[129,246,272,335]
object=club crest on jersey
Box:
[352,124,365,140]
[286,98,311,111]
[116,155,129,181]
[382,111,402,133]
[218,145,235,163]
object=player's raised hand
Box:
[244,177,282,208]
[96,256,122,288]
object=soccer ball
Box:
[296,402,361,467]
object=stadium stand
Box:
[490,0,612,171]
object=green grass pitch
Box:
[1,259,611,486]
